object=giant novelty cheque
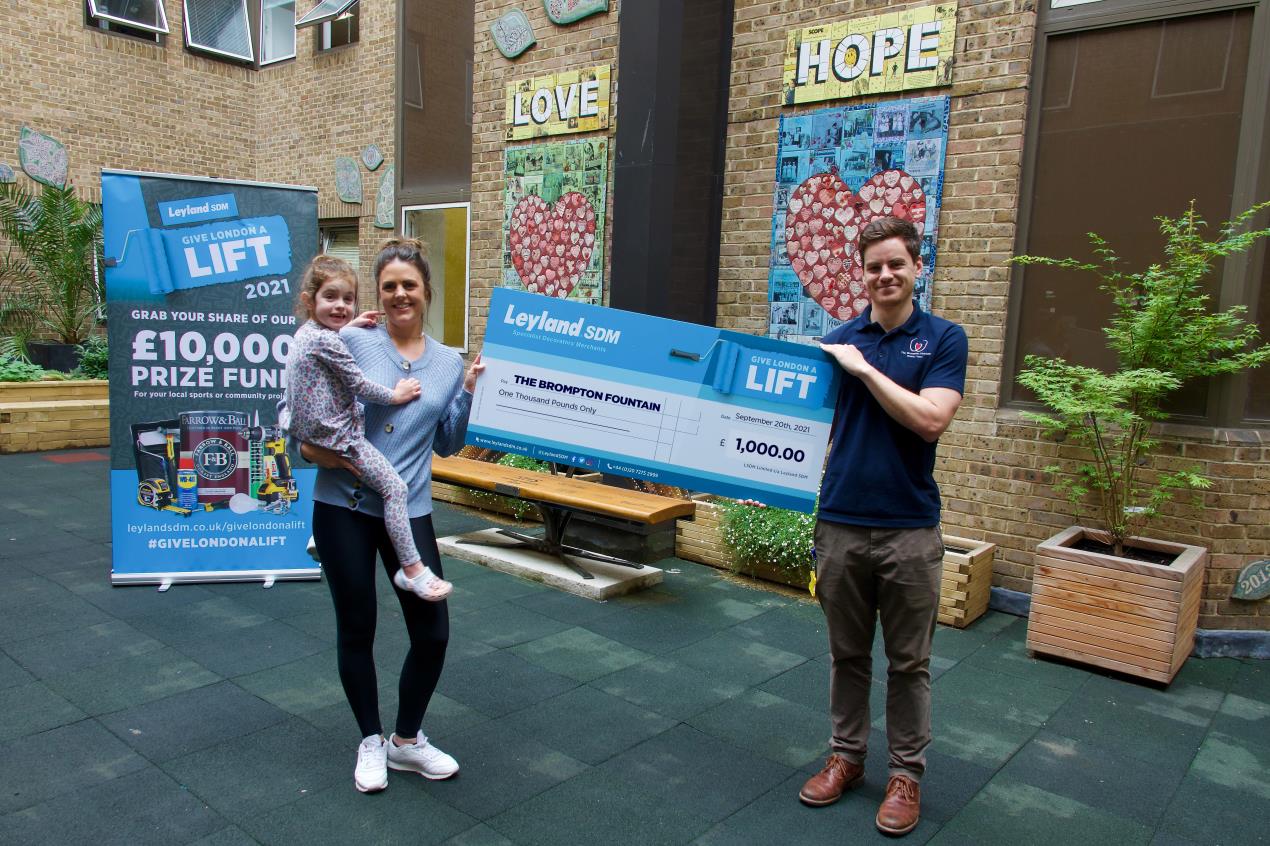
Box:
[469,289,841,513]
[102,170,319,585]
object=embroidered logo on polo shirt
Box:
[903,338,932,359]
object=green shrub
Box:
[76,335,108,379]
[718,498,815,582]
[1015,202,1270,556]
[0,355,47,382]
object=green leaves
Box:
[1014,201,1270,553]
[0,182,103,345]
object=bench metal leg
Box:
[454,504,646,580]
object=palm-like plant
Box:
[1015,202,1270,557]
[0,182,104,346]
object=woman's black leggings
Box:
[311,500,449,740]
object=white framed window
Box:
[401,203,471,351]
[184,0,254,62]
[319,223,360,271]
[260,0,296,64]
[86,0,169,34]
[295,0,357,28]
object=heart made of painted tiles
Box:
[784,169,926,322]
[508,191,597,298]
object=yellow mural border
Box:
[782,3,957,105]
[506,64,612,141]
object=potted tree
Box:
[1015,202,1270,684]
[0,182,104,371]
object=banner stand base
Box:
[112,568,322,587]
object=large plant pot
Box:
[26,341,81,373]
[1027,526,1206,685]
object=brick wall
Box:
[469,1,621,348]
[722,0,1268,630]
[1,1,394,310]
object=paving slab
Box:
[0,719,150,814]
[100,680,290,762]
[593,654,748,721]
[499,684,677,765]
[509,625,652,682]
[424,718,590,820]
[0,765,227,846]
[597,723,795,821]
[439,528,663,600]
[43,645,221,715]
[486,767,715,846]
[939,777,1153,845]
[1,449,1267,845]
[164,717,348,819]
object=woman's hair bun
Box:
[376,236,427,256]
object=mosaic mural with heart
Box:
[766,96,950,344]
[784,168,926,323]
[508,191,597,298]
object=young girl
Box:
[285,255,452,601]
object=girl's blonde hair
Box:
[296,254,359,321]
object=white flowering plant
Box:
[718,498,815,579]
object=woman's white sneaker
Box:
[354,734,389,793]
[386,733,459,780]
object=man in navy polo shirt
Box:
[797,217,967,837]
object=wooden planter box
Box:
[677,499,997,625]
[939,535,996,629]
[1026,525,1206,685]
[0,379,109,453]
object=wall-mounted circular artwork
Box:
[492,9,536,59]
[18,126,68,188]
[335,156,362,203]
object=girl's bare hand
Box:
[463,352,486,393]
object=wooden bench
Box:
[431,455,696,579]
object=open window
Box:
[85,0,169,39]
[295,0,357,27]
[183,0,254,63]
[260,0,296,65]
[296,0,359,51]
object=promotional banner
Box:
[768,95,950,343]
[102,170,319,585]
[503,137,608,304]
[468,289,841,512]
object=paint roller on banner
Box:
[671,339,834,408]
[103,215,293,295]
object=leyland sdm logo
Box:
[193,437,238,481]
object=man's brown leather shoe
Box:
[798,754,864,806]
[876,774,921,836]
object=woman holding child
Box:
[288,237,484,793]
